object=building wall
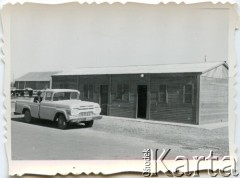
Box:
[199,65,228,124]
[16,81,50,90]
[150,74,197,124]
[52,74,198,123]
[110,74,148,118]
[52,75,109,103]
[52,76,78,90]
[110,74,198,123]
[51,65,229,124]
[77,75,109,103]
[15,81,25,89]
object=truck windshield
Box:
[53,92,79,101]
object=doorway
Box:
[137,85,147,118]
[100,85,108,115]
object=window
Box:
[83,84,94,99]
[183,84,193,104]
[159,85,167,103]
[45,92,53,101]
[70,92,78,100]
[53,92,79,101]
[116,84,129,101]
[151,92,158,102]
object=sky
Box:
[10,3,229,80]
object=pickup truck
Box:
[14,89,102,129]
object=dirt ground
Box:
[11,100,229,159]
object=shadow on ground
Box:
[11,117,86,130]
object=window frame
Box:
[83,84,94,99]
[158,84,168,103]
[183,84,194,104]
[45,92,53,101]
[116,84,130,102]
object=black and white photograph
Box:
[1,1,238,175]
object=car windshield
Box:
[53,92,79,101]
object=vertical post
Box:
[135,85,138,119]
[50,78,52,89]
[183,85,185,103]
[17,81,19,89]
[195,75,200,125]
[108,75,112,116]
[24,81,26,89]
[147,74,151,120]
[76,76,79,91]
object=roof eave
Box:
[201,62,227,75]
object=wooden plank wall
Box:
[199,76,228,124]
[150,74,197,124]
[52,75,109,104]
[110,74,148,118]
[52,76,78,90]
[16,81,24,89]
[53,74,148,118]
[35,81,50,90]
[16,81,50,90]
[25,81,36,89]
[77,75,109,103]
[52,74,198,123]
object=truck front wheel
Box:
[58,114,68,130]
[24,110,32,123]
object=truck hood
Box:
[54,100,99,109]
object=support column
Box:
[195,75,201,125]
[50,78,52,89]
[108,75,112,116]
[147,74,151,120]
[76,76,79,91]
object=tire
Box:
[84,120,94,128]
[24,110,32,123]
[58,114,68,130]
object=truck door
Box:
[39,92,55,120]
[30,102,40,118]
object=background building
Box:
[52,61,228,125]
[15,72,59,90]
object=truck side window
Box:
[45,92,53,101]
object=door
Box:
[137,85,147,118]
[100,85,108,115]
[39,92,55,120]
[30,103,40,118]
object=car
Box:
[14,89,102,129]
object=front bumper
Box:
[68,115,103,123]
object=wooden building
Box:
[15,72,59,90]
[52,62,228,125]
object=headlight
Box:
[94,107,101,114]
[71,108,81,116]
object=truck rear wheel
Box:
[24,110,32,123]
[84,120,94,128]
[58,114,68,130]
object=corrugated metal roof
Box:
[53,62,227,76]
[16,71,60,82]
